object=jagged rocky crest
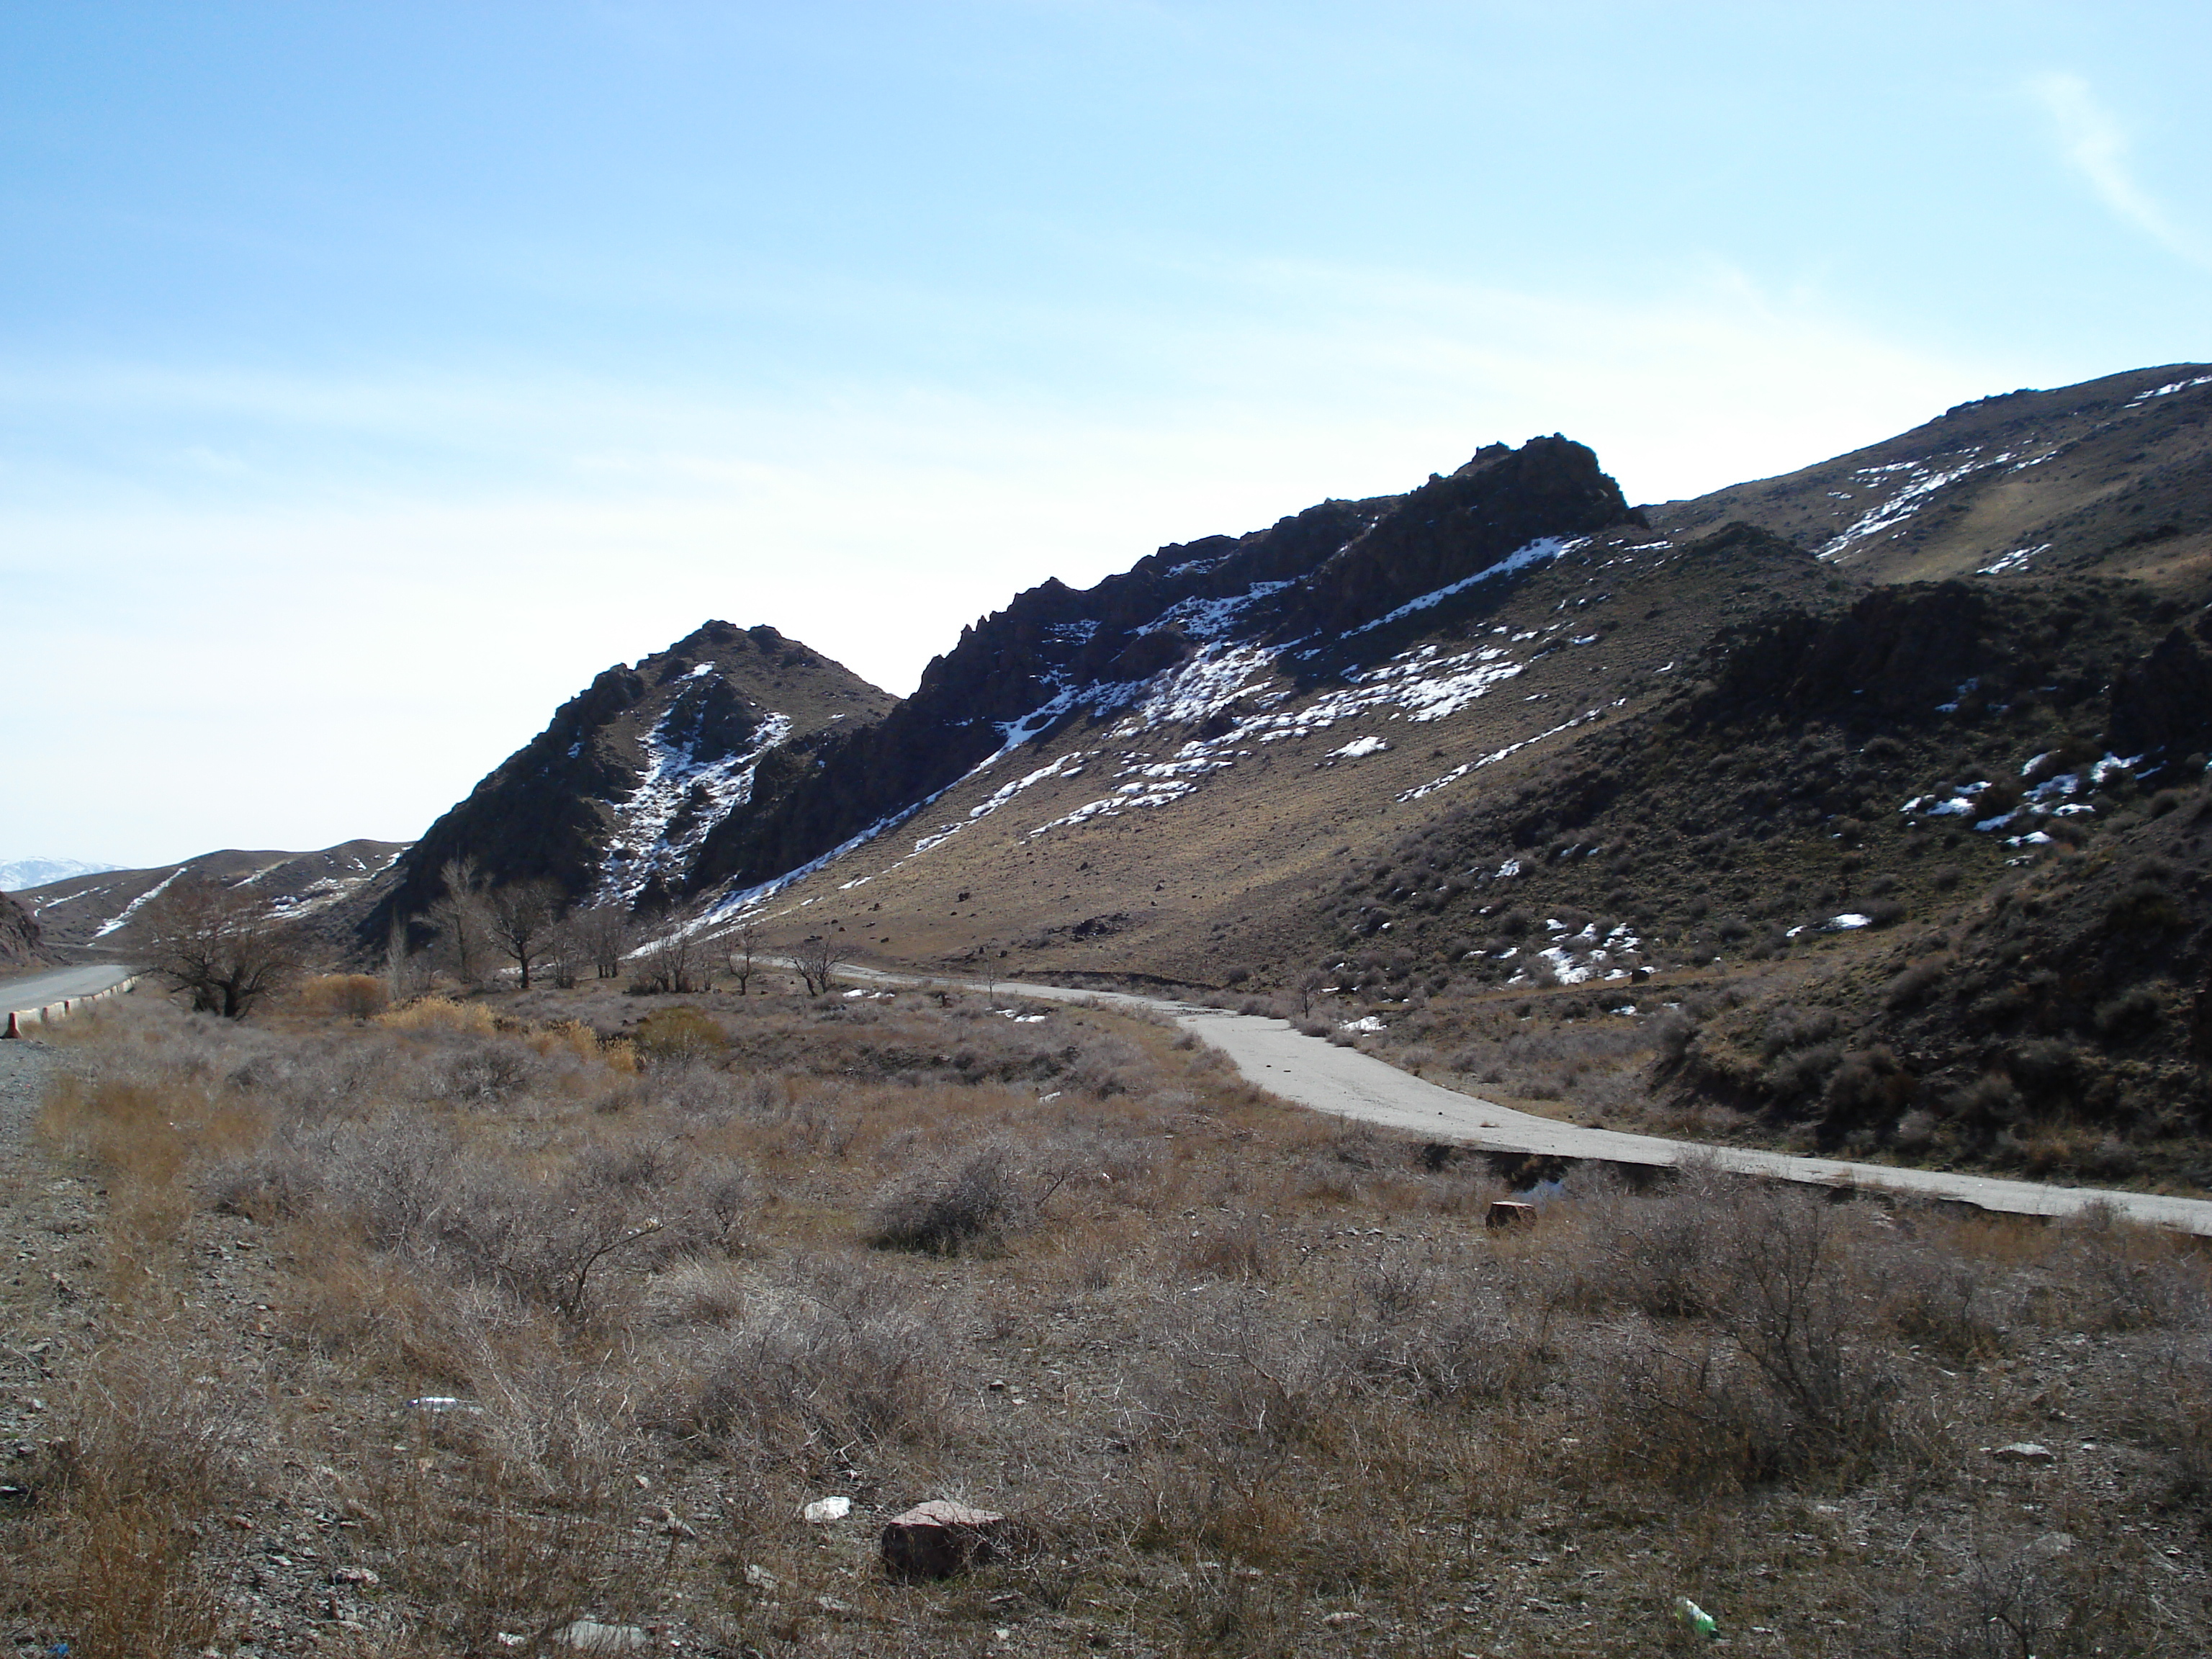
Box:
[688,434,1639,893]
[350,434,1640,936]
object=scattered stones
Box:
[644,1503,697,1537]
[744,1563,780,1591]
[1485,1199,1539,1228]
[802,1495,854,1522]
[554,1619,651,1653]
[881,1498,1006,1579]
[1990,1442,2058,1463]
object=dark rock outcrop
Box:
[0,891,40,968]
[2109,618,2212,760]
[367,621,893,938]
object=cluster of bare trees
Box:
[395,857,647,994]
[138,854,822,1017]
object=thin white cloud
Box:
[2,265,2005,863]
[2029,71,2212,274]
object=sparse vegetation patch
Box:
[5,984,2212,1654]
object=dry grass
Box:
[6,984,2212,1655]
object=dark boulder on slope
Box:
[2109,613,2212,760]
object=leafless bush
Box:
[1879,1242,2010,1360]
[19,1338,261,1654]
[1584,1177,1897,1487]
[138,874,306,1017]
[1179,1214,1274,1280]
[1337,1249,1543,1403]
[866,1141,1032,1254]
[678,1276,955,1454]
[1867,1538,2141,1659]
[2057,1219,2209,1331]
[629,927,706,994]
[439,1033,547,1102]
[792,935,840,996]
[1139,1287,1353,1449]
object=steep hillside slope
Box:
[340,361,2209,1184]
[703,511,1830,983]
[1651,362,2212,594]
[0,891,42,968]
[23,840,408,957]
[1295,578,2210,1165]
[364,621,894,935]
[687,435,1643,896]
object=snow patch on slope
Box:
[601,709,794,905]
[94,869,182,938]
[1819,449,2016,559]
[1344,536,1581,636]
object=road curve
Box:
[844,966,2212,1237]
[1,963,140,1035]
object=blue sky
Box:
[4,1,2208,868]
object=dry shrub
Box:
[1586,1179,1899,1489]
[294,971,390,1019]
[32,1501,226,1656]
[866,1141,1031,1254]
[2054,1213,2208,1331]
[631,1004,727,1066]
[38,1070,262,1285]
[530,1017,604,1064]
[676,1272,956,1455]
[1336,1247,1545,1403]
[16,1336,261,1654]
[1865,1533,2161,1659]
[1879,1246,2010,1360]
[355,1364,665,1650]
[377,995,496,1035]
[1179,1214,1274,1280]
[1138,1252,1543,1457]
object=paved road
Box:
[845,966,2212,1236]
[1,964,140,1038]
[0,963,138,1012]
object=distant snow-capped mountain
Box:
[0,857,123,893]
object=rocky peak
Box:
[691,433,1642,896]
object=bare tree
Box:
[725,920,760,996]
[140,877,305,1018]
[629,928,706,995]
[570,902,634,980]
[485,878,562,990]
[544,912,584,989]
[425,855,492,985]
[793,935,840,997]
[383,912,433,1003]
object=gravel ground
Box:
[0,1038,96,1592]
[0,1036,55,1148]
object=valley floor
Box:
[5,981,2212,1656]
